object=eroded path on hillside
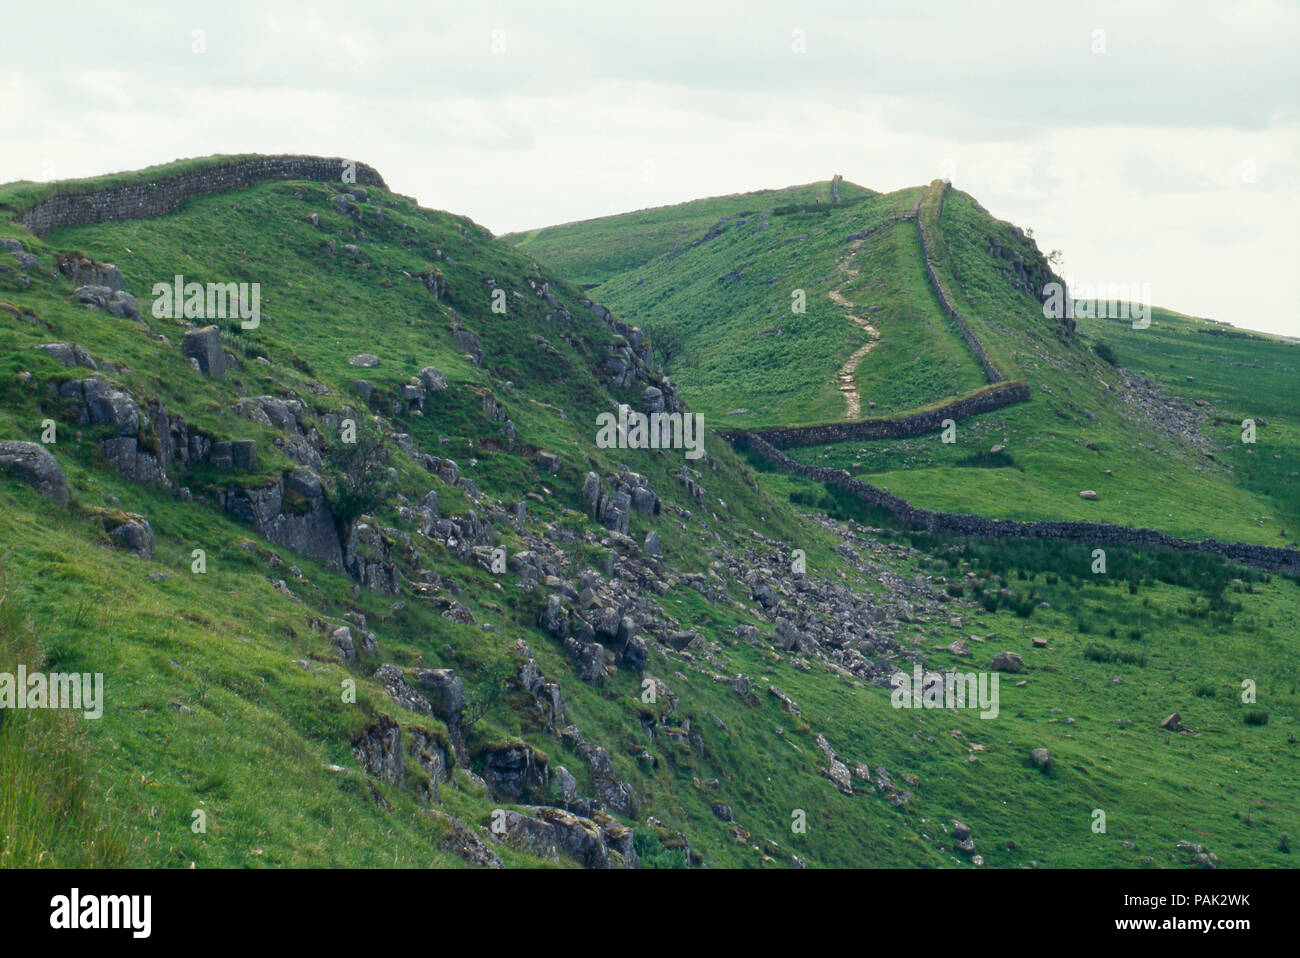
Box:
[831,240,880,419]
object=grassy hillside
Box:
[1075,308,1300,540]
[526,177,1298,548]
[552,187,991,428]
[1,159,1297,869]
[795,298,1299,548]
[503,178,875,288]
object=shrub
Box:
[1083,642,1146,667]
[326,422,393,524]
[1094,341,1120,366]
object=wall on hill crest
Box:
[17,156,387,235]
[916,180,1005,384]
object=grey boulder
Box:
[0,441,69,506]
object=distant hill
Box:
[510,178,1300,549]
[503,178,876,286]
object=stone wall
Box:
[735,433,1300,575]
[17,155,386,235]
[844,209,915,243]
[917,180,1004,383]
[722,381,1030,448]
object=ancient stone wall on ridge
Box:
[17,155,386,235]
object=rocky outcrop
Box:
[564,634,609,683]
[421,809,503,869]
[417,366,447,393]
[514,640,567,731]
[582,467,660,534]
[986,227,1058,311]
[412,668,466,759]
[103,512,155,559]
[498,805,638,869]
[342,519,399,594]
[181,326,226,379]
[559,725,637,817]
[480,741,549,799]
[351,715,403,786]
[990,651,1025,673]
[374,663,435,717]
[72,284,139,319]
[408,728,451,803]
[221,469,343,571]
[64,377,140,434]
[235,395,321,470]
[452,327,482,366]
[56,253,123,291]
[46,375,364,575]
[36,342,97,370]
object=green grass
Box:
[1075,307,1300,539]
[504,179,876,286]
[545,186,989,428]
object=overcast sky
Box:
[3,0,1296,336]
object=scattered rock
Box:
[0,441,69,506]
[104,512,154,558]
[181,326,226,380]
[418,366,447,392]
[991,651,1025,673]
[36,342,97,369]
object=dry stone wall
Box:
[736,432,1300,575]
[724,382,1030,448]
[17,155,386,235]
[917,180,1004,383]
